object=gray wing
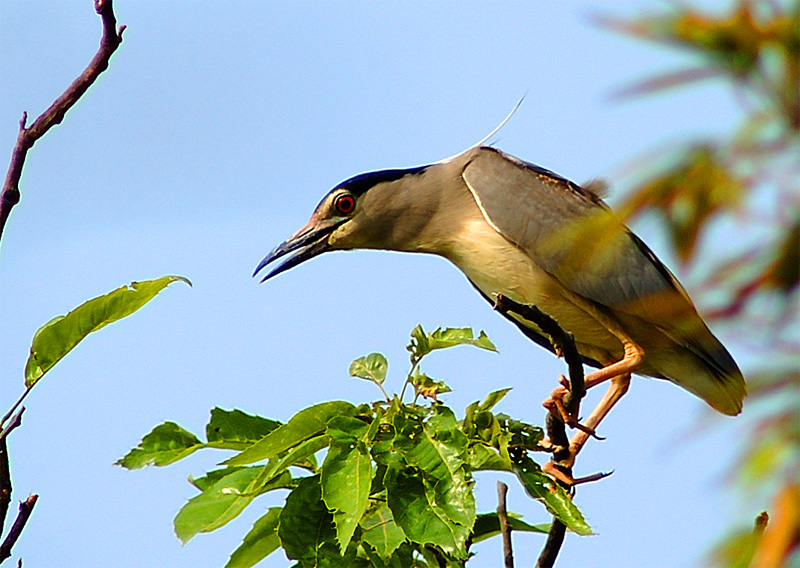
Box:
[461,147,684,313]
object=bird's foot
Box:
[543,460,613,487]
[542,378,605,441]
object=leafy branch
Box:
[120,325,592,567]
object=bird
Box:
[254,132,746,468]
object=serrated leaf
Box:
[279,476,358,567]
[428,327,497,353]
[514,456,592,536]
[226,401,355,466]
[359,502,406,560]
[206,408,281,450]
[174,467,292,543]
[25,275,190,387]
[115,422,202,469]
[321,441,373,553]
[407,325,497,361]
[393,407,474,529]
[471,512,550,543]
[385,463,470,560]
[224,507,282,568]
[350,353,388,385]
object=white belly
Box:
[444,219,623,364]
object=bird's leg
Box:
[542,375,602,438]
[544,337,643,482]
[564,373,631,468]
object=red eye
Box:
[334,194,356,215]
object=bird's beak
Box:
[253,215,346,282]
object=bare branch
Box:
[0,439,10,539]
[496,481,514,568]
[0,494,38,563]
[0,0,125,244]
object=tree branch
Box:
[493,295,587,568]
[0,495,38,564]
[0,0,125,244]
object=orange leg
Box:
[543,337,643,484]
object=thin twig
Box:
[0,495,38,563]
[0,406,24,539]
[0,0,125,244]
[0,439,11,538]
[1,388,31,430]
[496,481,514,568]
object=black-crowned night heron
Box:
[254,137,746,467]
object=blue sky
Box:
[0,1,754,567]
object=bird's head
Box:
[254,165,432,282]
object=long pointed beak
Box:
[253,217,345,282]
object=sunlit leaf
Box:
[321,440,373,552]
[174,468,292,543]
[350,353,389,385]
[471,512,550,543]
[407,325,497,360]
[385,463,470,560]
[24,275,190,387]
[206,407,282,451]
[359,501,406,560]
[477,388,513,412]
[412,373,451,401]
[226,401,355,466]
[393,407,474,529]
[225,508,282,568]
[115,422,202,469]
[514,456,592,536]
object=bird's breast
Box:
[444,218,624,364]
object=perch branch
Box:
[493,295,588,568]
[0,0,125,244]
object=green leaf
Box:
[477,388,512,412]
[412,373,452,401]
[514,456,592,536]
[251,434,331,494]
[393,406,475,528]
[385,463,470,560]
[115,422,202,469]
[226,401,356,466]
[326,415,371,443]
[279,475,357,567]
[224,507,282,568]
[25,275,190,387]
[359,502,406,560]
[349,353,388,385]
[206,408,281,451]
[407,325,497,361]
[467,444,510,472]
[471,512,550,543]
[321,440,373,553]
[189,467,247,492]
[174,467,292,543]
